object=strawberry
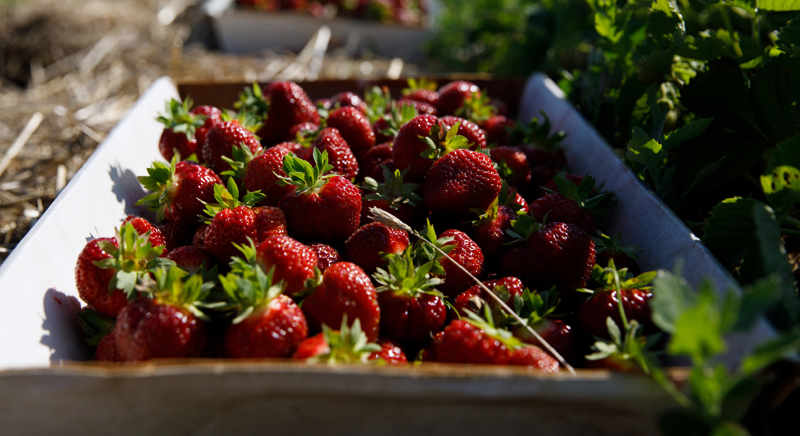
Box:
[253,205,288,241]
[373,252,447,349]
[243,144,296,206]
[137,156,223,228]
[201,119,263,175]
[292,317,382,364]
[466,199,517,265]
[507,344,560,372]
[308,242,342,272]
[114,266,211,361]
[451,276,525,323]
[594,232,643,276]
[156,98,207,162]
[369,337,408,365]
[330,91,367,113]
[437,81,480,116]
[343,222,409,274]
[480,115,515,145]
[440,116,487,149]
[193,223,209,249]
[396,98,437,116]
[191,105,224,152]
[402,78,439,107]
[327,106,376,160]
[528,174,615,235]
[276,149,361,245]
[164,245,215,274]
[75,223,169,317]
[238,82,320,147]
[578,262,656,340]
[392,115,471,182]
[285,123,319,143]
[358,142,395,182]
[94,331,121,362]
[436,228,485,297]
[424,149,502,219]
[360,166,426,227]
[301,261,381,341]
[201,178,267,263]
[490,145,532,192]
[220,258,308,358]
[297,127,359,180]
[423,317,512,365]
[121,215,166,249]
[501,215,595,294]
[372,101,419,144]
[508,288,580,364]
[234,236,317,298]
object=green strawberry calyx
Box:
[235,82,270,120]
[137,265,217,321]
[418,120,471,161]
[202,177,265,223]
[373,250,444,298]
[584,259,656,295]
[364,86,394,125]
[136,154,180,222]
[362,166,422,210]
[546,173,616,217]
[305,316,382,365]
[497,181,525,213]
[219,241,286,324]
[462,306,524,351]
[454,91,497,124]
[76,308,117,346]
[505,213,548,244]
[510,287,561,327]
[402,78,437,94]
[93,222,172,298]
[594,231,642,259]
[410,220,455,276]
[275,148,335,196]
[379,102,419,139]
[156,97,206,141]
[221,143,262,181]
[507,110,566,150]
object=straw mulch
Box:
[0,0,417,263]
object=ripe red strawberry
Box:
[121,215,166,248]
[466,200,517,265]
[201,119,263,175]
[193,223,209,249]
[239,81,320,147]
[75,223,168,317]
[440,116,487,149]
[579,262,655,340]
[528,174,615,235]
[451,276,525,322]
[330,91,367,113]
[242,144,296,207]
[594,232,643,276]
[490,145,532,192]
[424,149,502,219]
[234,235,317,297]
[94,331,121,362]
[358,142,395,182]
[360,166,426,228]
[308,242,342,272]
[343,222,409,274]
[220,260,308,358]
[391,114,444,181]
[508,344,559,372]
[373,252,447,349]
[507,287,580,364]
[301,261,381,341]
[423,318,512,365]
[292,317,382,364]
[164,245,215,274]
[156,98,207,162]
[277,150,361,245]
[436,228,485,297]
[297,127,359,180]
[501,215,595,293]
[480,115,515,145]
[396,98,437,116]
[437,81,480,116]
[137,156,223,228]
[327,106,376,160]
[114,266,211,361]
[402,84,439,107]
[253,205,288,241]
[191,105,223,152]
[369,338,408,365]
[201,178,267,263]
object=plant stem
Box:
[781,228,800,238]
[781,216,800,230]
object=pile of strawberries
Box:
[236,0,428,27]
[75,78,660,372]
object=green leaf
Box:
[757,0,800,12]
[667,281,726,364]
[662,118,713,151]
[689,364,727,417]
[761,165,800,218]
[740,326,800,375]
